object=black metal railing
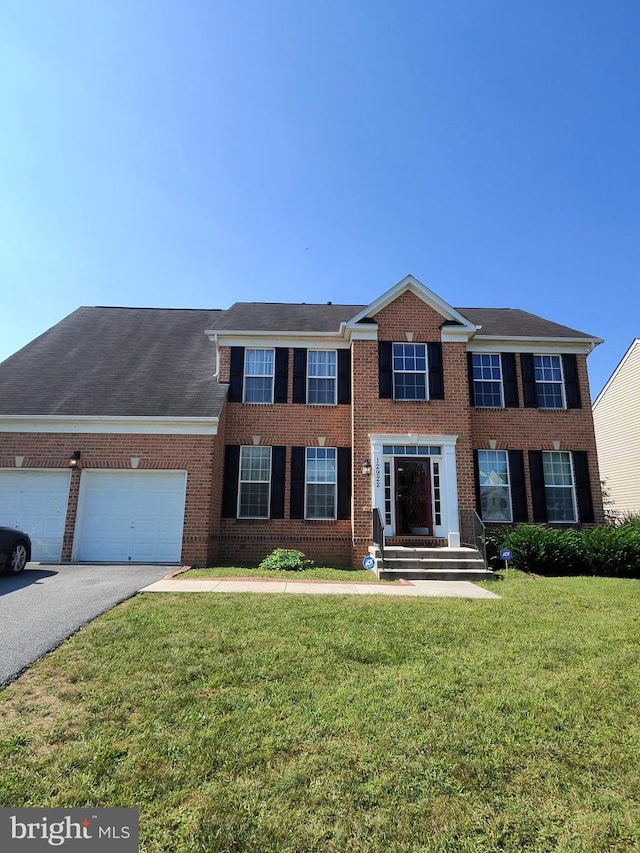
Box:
[372,507,385,565]
[459,509,487,566]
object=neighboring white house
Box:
[593,339,640,517]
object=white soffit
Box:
[0,416,220,435]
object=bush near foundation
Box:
[486,518,640,577]
[258,549,315,572]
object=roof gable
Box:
[346,275,477,333]
[593,338,640,409]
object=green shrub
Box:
[258,549,314,572]
[486,525,579,574]
[615,512,640,532]
[485,521,640,578]
[578,525,640,577]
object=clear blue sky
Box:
[2,1,638,399]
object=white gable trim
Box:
[346,275,478,334]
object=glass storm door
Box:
[394,458,433,535]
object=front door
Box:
[394,458,433,535]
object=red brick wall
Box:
[351,293,476,561]
[0,432,219,564]
[218,345,352,565]
[469,352,604,523]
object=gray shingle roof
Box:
[0,307,227,418]
[211,301,597,339]
[211,302,367,332]
[456,307,596,339]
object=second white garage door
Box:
[73,471,187,563]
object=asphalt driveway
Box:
[0,563,175,687]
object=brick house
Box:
[0,275,604,570]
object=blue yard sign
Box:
[362,555,376,570]
[500,548,513,565]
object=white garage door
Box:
[74,471,187,563]
[0,470,71,561]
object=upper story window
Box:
[238,446,271,518]
[534,355,565,409]
[472,354,503,408]
[393,343,427,401]
[307,351,337,405]
[477,450,512,522]
[244,349,274,404]
[306,447,337,519]
[542,451,576,522]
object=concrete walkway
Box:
[140,577,500,599]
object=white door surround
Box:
[368,434,461,547]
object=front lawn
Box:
[2,574,640,851]
[182,565,380,581]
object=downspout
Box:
[212,333,220,379]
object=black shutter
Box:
[228,347,245,402]
[573,451,594,523]
[508,450,527,522]
[379,341,392,399]
[473,450,482,516]
[520,354,538,408]
[274,349,289,404]
[502,353,519,408]
[528,450,547,522]
[427,342,444,400]
[270,446,286,518]
[337,447,352,520]
[562,354,582,409]
[337,349,351,404]
[467,352,477,406]
[290,447,305,518]
[221,445,240,518]
[293,349,307,404]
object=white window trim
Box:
[534,354,566,410]
[307,350,337,406]
[392,342,429,402]
[472,353,504,409]
[304,447,337,520]
[243,348,275,405]
[542,450,577,523]
[477,449,513,523]
[237,446,272,519]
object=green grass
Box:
[182,565,381,581]
[2,574,640,851]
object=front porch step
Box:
[377,546,494,582]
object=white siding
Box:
[593,340,640,515]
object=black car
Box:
[0,527,32,574]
